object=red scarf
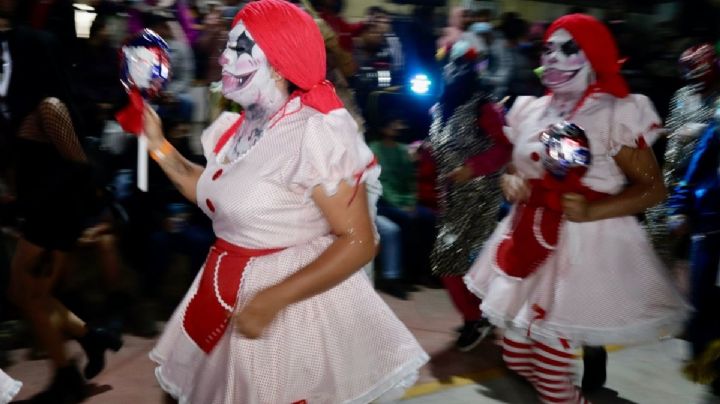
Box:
[233,0,343,114]
[496,169,608,278]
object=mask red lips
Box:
[222,70,257,93]
[542,67,581,87]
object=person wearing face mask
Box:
[428,39,510,352]
[144,1,429,402]
[463,14,689,404]
[645,43,720,266]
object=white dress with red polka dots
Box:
[150,97,429,404]
[464,94,690,346]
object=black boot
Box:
[582,346,607,392]
[376,280,408,300]
[77,327,123,379]
[31,362,86,403]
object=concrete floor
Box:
[3,288,709,403]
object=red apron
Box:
[183,238,283,353]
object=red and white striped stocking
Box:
[502,330,590,404]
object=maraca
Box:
[539,121,592,180]
[116,28,171,192]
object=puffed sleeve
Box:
[503,96,538,144]
[609,94,663,156]
[288,109,382,205]
[199,112,242,161]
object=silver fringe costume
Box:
[429,95,503,276]
[645,85,718,264]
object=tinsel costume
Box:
[645,44,720,265]
[429,94,506,276]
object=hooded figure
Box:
[427,38,511,351]
[464,14,689,404]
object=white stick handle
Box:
[138,134,148,192]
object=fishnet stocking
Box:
[17,97,86,162]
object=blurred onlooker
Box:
[145,12,196,124]
[472,15,512,99]
[498,15,543,105]
[668,122,720,399]
[370,113,436,294]
[74,16,126,141]
[311,0,364,53]
[437,6,466,50]
[365,6,403,72]
[15,0,77,62]
[645,44,720,267]
[351,15,405,122]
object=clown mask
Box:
[679,44,718,91]
[219,22,283,110]
[541,29,592,94]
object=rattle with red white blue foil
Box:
[115,29,171,192]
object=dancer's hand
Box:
[449,164,474,184]
[562,193,593,222]
[234,288,286,339]
[501,173,530,203]
[143,104,166,151]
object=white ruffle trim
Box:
[150,350,428,404]
[345,353,428,404]
[0,378,22,404]
[302,165,382,203]
[463,274,690,347]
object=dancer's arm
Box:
[562,146,666,222]
[235,181,377,339]
[142,105,204,204]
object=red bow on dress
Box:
[495,168,608,279]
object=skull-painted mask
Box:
[541,28,591,94]
[219,22,276,108]
[679,43,718,90]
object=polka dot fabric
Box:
[150,98,428,403]
[465,94,690,347]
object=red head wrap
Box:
[545,13,629,98]
[232,0,343,113]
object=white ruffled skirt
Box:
[151,236,428,404]
[464,212,690,346]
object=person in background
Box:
[429,38,511,351]
[499,15,544,106]
[370,112,437,296]
[146,12,196,125]
[311,0,364,53]
[646,43,720,266]
[0,1,122,399]
[668,121,720,400]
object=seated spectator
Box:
[370,113,436,297]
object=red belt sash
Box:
[183,238,284,353]
[496,171,608,279]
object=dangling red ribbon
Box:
[115,88,144,135]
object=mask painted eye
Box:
[542,43,554,55]
[229,31,256,56]
[560,40,581,57]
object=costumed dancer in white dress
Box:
[0,369,21,404]
[464,14,689,404]
[145,1,429,403]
